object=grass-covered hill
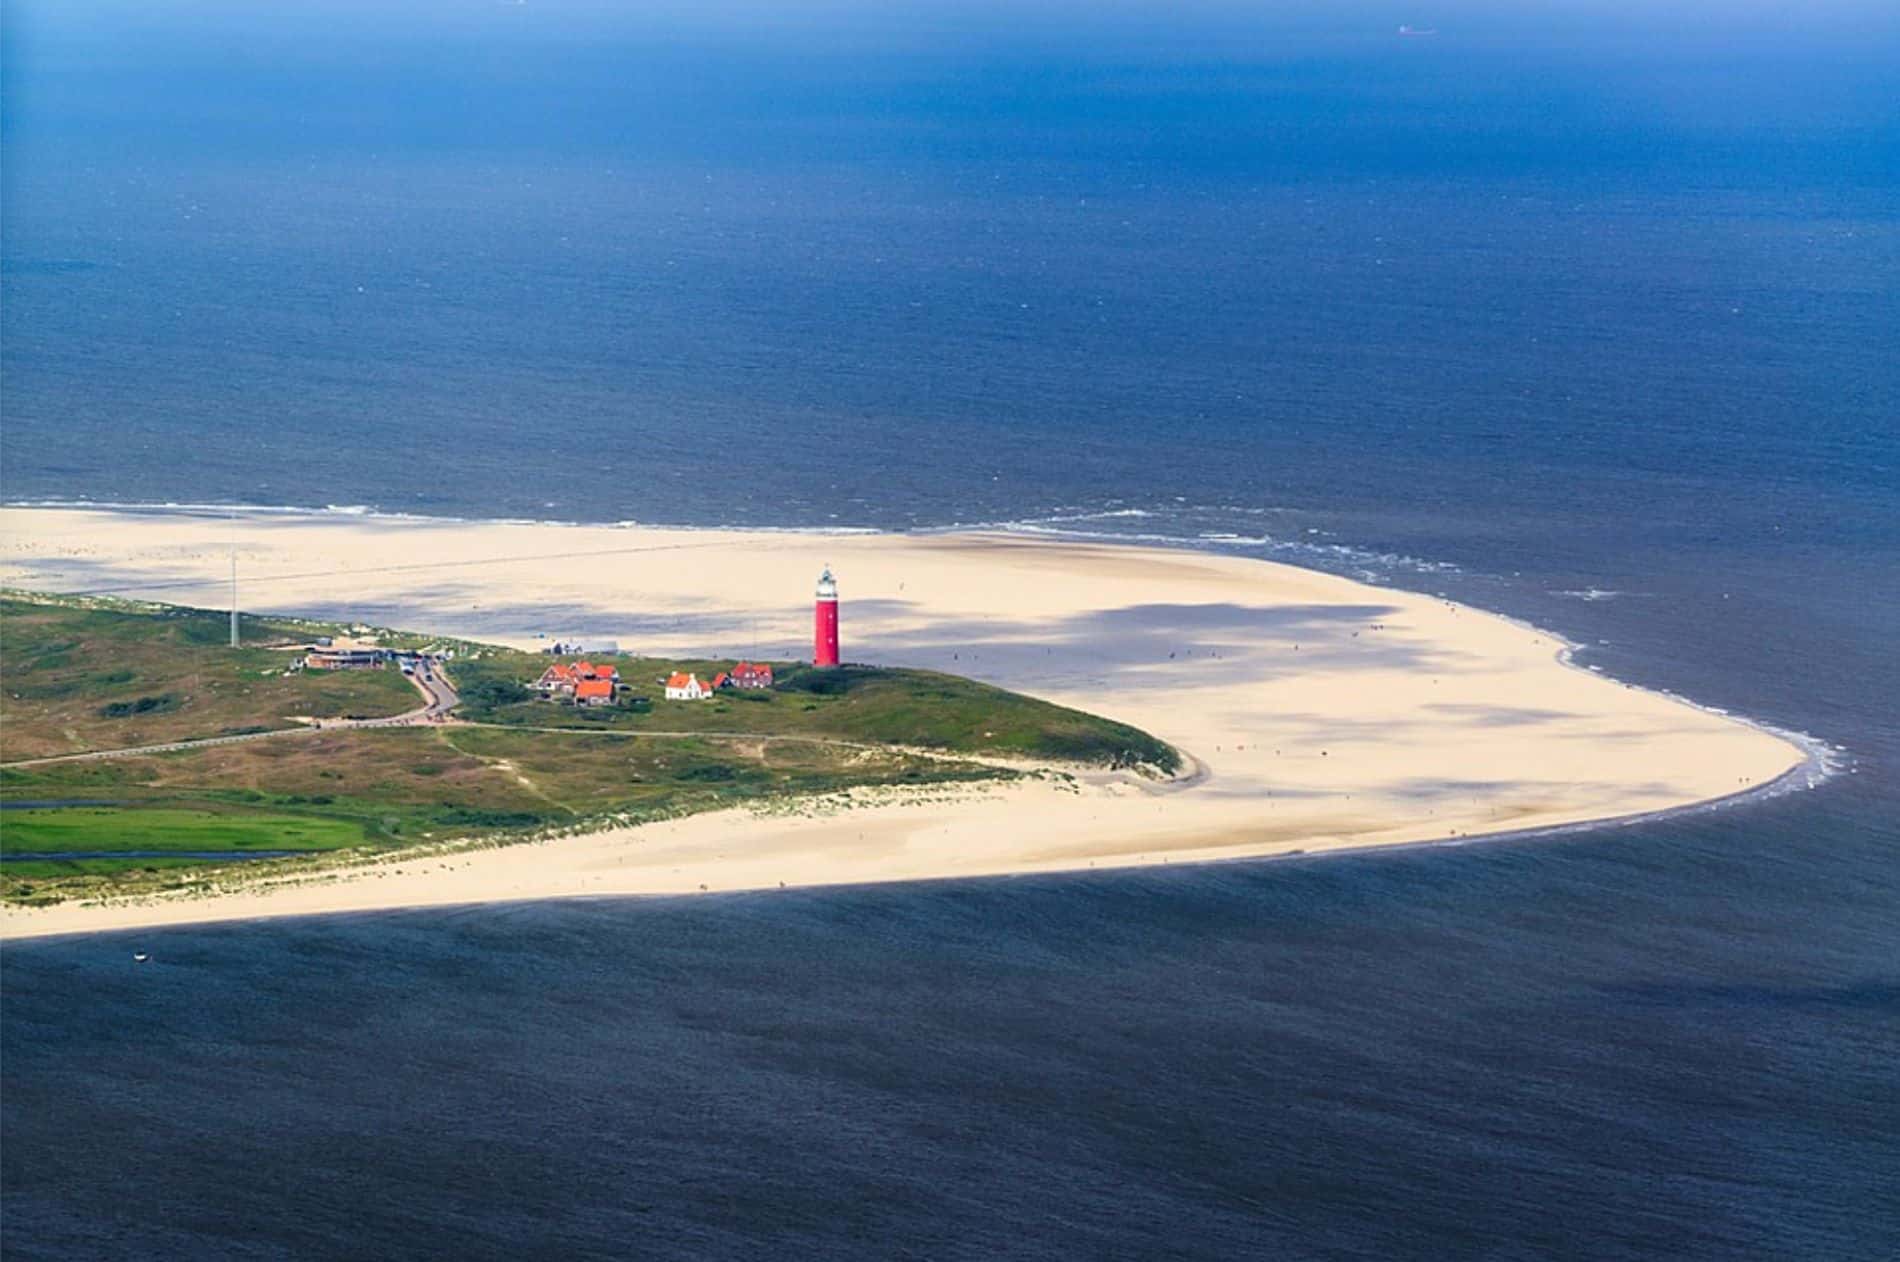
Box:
[0,595,1178,907]
[0,594,420,760]
[454,652,1178,775]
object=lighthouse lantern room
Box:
[813,566,841,667]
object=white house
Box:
[664,671,716,701]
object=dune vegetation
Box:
[0,594,1175,905]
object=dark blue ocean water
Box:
[3,3,1898,1257]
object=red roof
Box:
[710,672,730,688]
[666,672,692,689]
[550,660,620,682]
[575,679,614,700]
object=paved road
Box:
[320,662,457,726]
[1,663,460,769]
[412,664,458,721]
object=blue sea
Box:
[3,2,1897,1256]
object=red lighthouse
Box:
[813,566,840,667]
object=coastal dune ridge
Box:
[0,506,1810,938]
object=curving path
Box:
[1,665,458,769]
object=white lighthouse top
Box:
[815,566,838,600]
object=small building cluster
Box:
[305,646,387,671]
[539,639,618,656]
[519,564,832,708]
[533,660,623,706]
[663,661,774,701]
[301,637,449,675]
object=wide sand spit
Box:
[1,507,1807,938]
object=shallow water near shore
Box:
[3,0,1898,1256]
[5,804,1896,1260]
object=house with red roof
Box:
[573,678,616,706]
[534,659,622,700]
[727,661,774,690]
[664,672,717,701]
[533,662,580,697]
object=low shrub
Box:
[98,694,179,719]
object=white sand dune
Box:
[0,507,1805,938]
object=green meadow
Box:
[0,594,419,760]
[453,654,1178,773]
[0,593,1176,905]
[0,807,364,854]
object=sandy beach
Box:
[0,506,1806,939]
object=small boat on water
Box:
[133,953,149,963]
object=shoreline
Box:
[0,748,1830,947]
[0,506,1816,940]
[0,496,1455,586]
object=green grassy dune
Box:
[1,807,365,854]
[0,593,1176,906]
[454,654,1178,773]
[0,594,419,760]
